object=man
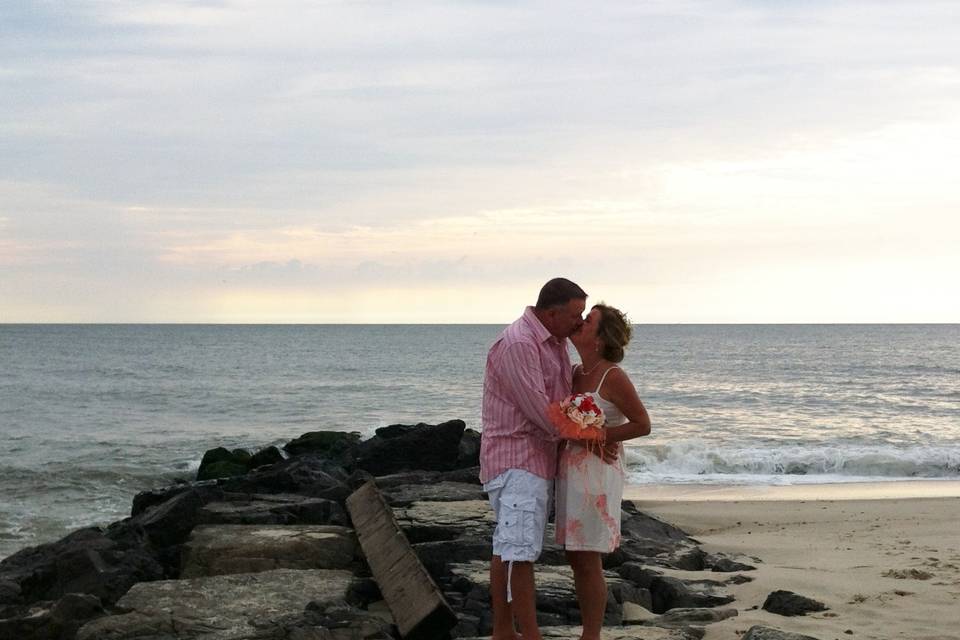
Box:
[480,277,587,640]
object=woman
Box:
[555,303,651,640]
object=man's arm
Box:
[499,342,560,440]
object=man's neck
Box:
[531,308,557,339]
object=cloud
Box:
[1,1,958,321]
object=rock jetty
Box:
[0,419,784,640]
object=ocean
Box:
[1,323,958,560]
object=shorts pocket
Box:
[494,496,539,546]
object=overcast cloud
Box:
[1,1,958,322]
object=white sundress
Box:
[555,365,626,553]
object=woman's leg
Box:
[566,550,606,640]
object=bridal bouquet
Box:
[547,393,606,440]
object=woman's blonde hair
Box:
[593,303,632,363]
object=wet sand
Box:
[626,481,960,640]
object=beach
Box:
[627,481,960,640]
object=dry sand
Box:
[625,481,960,640]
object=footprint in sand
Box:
[882,568,935,580]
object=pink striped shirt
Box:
[479,307,573,483]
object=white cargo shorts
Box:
[484,468,551,563]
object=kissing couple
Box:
[479,277,652,640]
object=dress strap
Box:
[595,365,620,394]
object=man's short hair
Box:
[535,277,587,310]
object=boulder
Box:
[706,553,757,572]
[0,527,163,605]
[198,494,348,526]
[456,428,481,468]
[393,499,494,544]
[76,569,355,640]
[284,430,362,462]
[301,599,395,640]
[0,579,20,605]
[762,590,828,616]
[219,456,352,501]
[249,445,285,469]
[197,447,250,481]
[373,467,481,488]
[181,525,357,577]
[382,481,486,507]
[126,487,208,548]
[0,592,105,640]
[648,576,734,613]
[130,481,223,517]
[742,626,823,640]
[354,420,466,475]
[644,607,738,627]
[609,503,706,570]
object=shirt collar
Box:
[523,306,559,345]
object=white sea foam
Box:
[624,439,960,485]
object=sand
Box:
[624,481,960,640]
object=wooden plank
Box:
[345,481,458,640]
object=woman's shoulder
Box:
[601,365,635,392]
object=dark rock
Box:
[439,465,482,485]
[707,553,757,572]
[219,456,352,501]
[607,503,705,570]
[197,447,252,481]
[374,470,443,488]
[248,445,285,469]
[0,579,20,605]
[284,430,362,462]
[129,488,207,548]
[198,494,348,526]
[382,481,486,507]
[649,576,735,613]
[346,469,375,491]
[374,467,480,488]
[609,581,653,611]
[50,593,107,638]
[452,612,480,638]
[726,574,755,585]
[414,539,491,578]
[394,500,493,544]
[200,446,235,467]
[742,625,823,640]
[197,460,248,481]
[130,481,223,517]
[345,577,382,607]
[762,590,828,616]
[616,562,662,588]
[457,428,481,468]
[0,527,163,606]
[302,599,395,640]
[645,606,738,627]
[355,420,466,475]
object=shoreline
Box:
[624,478,960,502]
[625,481,960,639]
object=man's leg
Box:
[506,560,541,640]
[489,554,519,640]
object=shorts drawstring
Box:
[506,560,514,603]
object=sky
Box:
[1,1,958,323]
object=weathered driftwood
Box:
[346,481,457,640]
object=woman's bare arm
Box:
[599,367,651,444]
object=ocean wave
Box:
[624,439,960,484]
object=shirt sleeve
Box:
[498,341,560,441]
